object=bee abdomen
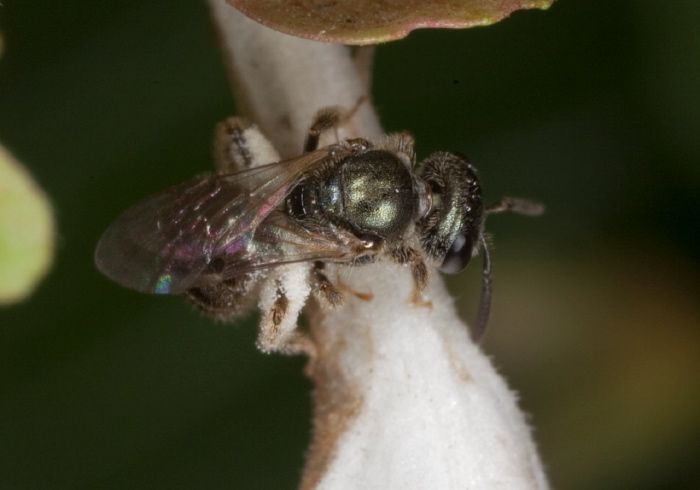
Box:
[185,272,259,321]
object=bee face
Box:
[418,152,484,274]
[95,109,541,346]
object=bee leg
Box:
[303,97,368,153]
[389,246,432,308]
[258,280,316,355]
[270,280,289,325]
[213,117,280,173]
[311,261,345,308]
[303,108,344,153]
[185,273,259,321]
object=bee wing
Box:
[211,210,371,282]
[95,148,344,294]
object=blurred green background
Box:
[1,0,699,488]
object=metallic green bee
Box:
[95,108,542,341]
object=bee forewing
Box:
[95,149,342,294]
[95,177,217,294]
[217,211,369,279]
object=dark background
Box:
[1,1,699,488]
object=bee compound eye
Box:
[440,234,473,274]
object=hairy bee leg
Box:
[270,280,289,326]
[213,117,252,172]
[257,280,317,356]
[303,108,344,153]
[213,117,280,173]
[258,280,293,352]
[486,197,545,217]
[390,246,432,308]
[259,281,296,351]
[311,262,345,308]
[409,260,432,308]
[256,265,315,355]
[303,98,368,153]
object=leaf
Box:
[226,0,554,45]
[0,143,55,305]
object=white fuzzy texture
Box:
[208,3,550,489]
[256,262,313,353]
[209,2,382,158]
[231,124,314,354]
[238,124,281,167]
[314,265,548,489]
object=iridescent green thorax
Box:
[326,150,414,239]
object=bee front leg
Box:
[389,246,432,308]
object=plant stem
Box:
[208,3,550,489]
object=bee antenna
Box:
[486,197,544,217]
[472,234,492,342]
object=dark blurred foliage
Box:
[0,1,698,489]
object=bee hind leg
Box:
[258,280,303,353]
[213,117,280,173]
[257,266,316,356]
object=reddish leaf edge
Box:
[226,0,554,45]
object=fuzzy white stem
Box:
[208,3,550,489]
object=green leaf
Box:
[0,144,55,305]
[226,0,554,45]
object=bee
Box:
[95,107,542,348]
